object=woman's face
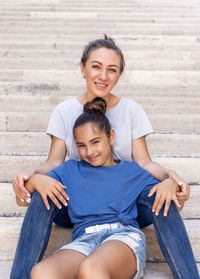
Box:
[74,123,115,167]
[80,47,122,100]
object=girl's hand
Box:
[168,170,190,201]
[30,174,69,210]
[148,178,181,217]
[12,171,35,204]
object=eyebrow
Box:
[76,137,101,145]
[91,61,119,68]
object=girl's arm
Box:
[132,136,189,214]
[16,173,69,210]
[13,136,67,205]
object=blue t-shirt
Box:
[48,160,159,240]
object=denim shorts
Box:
[58,223,146,279]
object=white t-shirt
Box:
[47,97,153,161]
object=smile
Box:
[95,82,107,89]
[88,155,99,162]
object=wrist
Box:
[25,174,39,193]
[168,170,176,179]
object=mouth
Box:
[88,155,99,162]
[95,82,108,90]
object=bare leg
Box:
[78,240,137,279]
[31,249,85,279]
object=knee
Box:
[31,263,43,279]
[78,259,93,279]
[78,258,104,279]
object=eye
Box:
[93,140,99,144]
[77,144,85,148]
[92,65,100,69]
[109,68,117,72]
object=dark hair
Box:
[81,34,125,73]
[73,97,111,137]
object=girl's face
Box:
[74,123,116,167]
[80,47,122,100]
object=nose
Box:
[86,145,95,157]
[99,69,108,81]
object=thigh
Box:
[82,240,137,279]
[31,249,85,279]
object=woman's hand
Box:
[168,170,190,201]
[148,178,181,217]
[29,174,69,210]
[12,171,35,203]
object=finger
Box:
[13,181,26,201]
[48,192,62,209]
[55,184,69,201]
[15,176,31,198]
[23,175,30,181]
[177,181,183,186]
[152,191,162,213]
[173,196,181,209]
[176,192,188,201]
[163,198,171,217]
[41,195,50,210]
[15,184,31,201]
[18,175,26,188]
[52,188,68,206]
[57,182,66,189]
[154,196,166,216]
[176,192,186,198]
[148,185,158,197]
[13,182,30,204]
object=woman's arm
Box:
[132,136,170,180]
[13,136,67,205]
[132,136,189,214]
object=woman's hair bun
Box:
[104,34,115,44]
[83,97,107,114]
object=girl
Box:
[29,97,183,279]
[11,36,196,279]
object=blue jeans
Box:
[10,185,199,279]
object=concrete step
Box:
[1,183,199,219]
[1,35,200,48]
[1,25,200,36]
[0,95,199,114]
[2,261,200,279]
[1,41,200,53]
[0,4,200,10]
[1,60,200,71]
[1,82,200,97]
[0,183,26,217]
[149,114,200,134]
[1,6,200,13]
[3,49,200,61]
[2,20,200,29]
[2,17,200,24]
[1,37,200,52]
[147,134,200,157]
[1,70,200,87]
[0,217,199,263]
[2,14,200,22]
[1,132,200,157]
[1,50,200,61]
[0,112,199,134]
[1,156,200,184]
[0,132,50,156]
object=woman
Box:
[11,36,197,279]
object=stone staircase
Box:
[0,0,200,278]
